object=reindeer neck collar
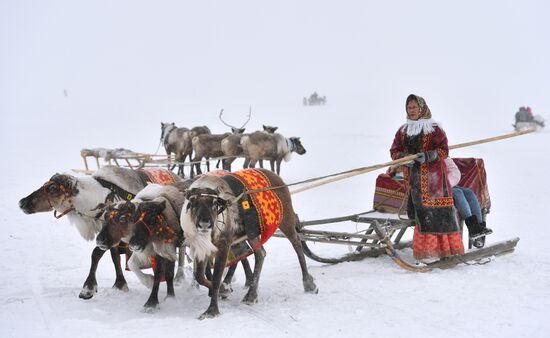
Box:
[163,125,177,145]
[286,138,296,152]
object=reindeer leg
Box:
[128,253,154,289]
[194,260,213,293]
[174,244,185,285]
[167,151,175,171]
[199,242,230,320]
[143,255,164,312]
[220,264,237,299]
[110,247,128,292]
[206,157,211,172]
[270,160,275,172]
[259,160,264,169]
[243,158,250,169]
[276,159,283,175]
[165,259,176,298]
[243,242,265,304]
[241,258,254,287]
[279,223,318,294]
[79,246,105,299]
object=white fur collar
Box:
[402,118,438,136]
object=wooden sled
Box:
[273,211,519,271]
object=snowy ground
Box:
[2,1,550,338]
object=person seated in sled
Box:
[445,158,492,248]
[390,94,464,262]
[515,106,532,123]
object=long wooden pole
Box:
[290,128,536,195]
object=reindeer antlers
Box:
[219,107,252,129]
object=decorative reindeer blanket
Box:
[208,169,283,265]
[93,167,180,202]
[137,168,180,187]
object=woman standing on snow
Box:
[390,94,464,262]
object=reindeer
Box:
[18,166,180,299]
[241,132,306,175]
[181,168,318,319]
[222,124,279,172]
[96,181,191,290]
[160,123,189,176]
[160,123,211,177]
[123,183,187,312]
[190,109,250,177]
[96,182,253,306]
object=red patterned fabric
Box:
[452,158,491,210]
[373,173,408,214]
[374,158,491,214]
[227,169,283,246]
[138,168,180,185]
[206,169,284,266]
[390,126,453,208]
[412,224,464,259]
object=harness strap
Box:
[43,181,75,219]
[95,177,136,202]
[136,212,178,244]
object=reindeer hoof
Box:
[113,280,129,292]
[242,292,258,304]
[220,282,233,299]
[142,301,160,313]
[142,304,160,314]
[304,275,318,294]
[198,307,220,320]
[113,283,129,292]
[78,285,97,299]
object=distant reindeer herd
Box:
[18,108,316,318]
[161,108,306,178]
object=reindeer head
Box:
[19,174,79,214]
[231,127,246,134]
[262,125,278,133]
[129,199,179,252]
[160,122,176,142]
[184,187,231,234]
[96,201,137,251]
[290,137,307,155]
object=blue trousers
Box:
[452,186,482,223]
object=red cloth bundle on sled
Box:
[373,158,490,214]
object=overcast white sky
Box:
[1,0,549,152]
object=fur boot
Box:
[465,216,493,247]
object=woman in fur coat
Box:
[390,94,464,261]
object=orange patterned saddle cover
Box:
[208,169,284,265]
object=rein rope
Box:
[241,128,537,197]
[136,212,178,243]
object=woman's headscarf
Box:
[403,94,436,136]
[406,94,432,120]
